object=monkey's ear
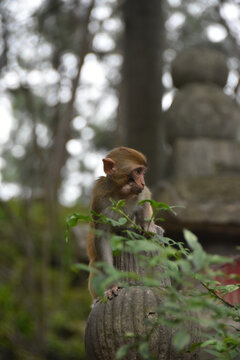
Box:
[102,158,116,175]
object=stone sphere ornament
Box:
[85,286,199,360]
[166,84,240,144]
[171,47,229,89]
[84,246,200,360]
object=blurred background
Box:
[1,0,240,359]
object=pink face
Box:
[121,166,146,196]
[130,166,146,189]
[102,156,147,197]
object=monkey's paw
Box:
[153,224,164,236]
[105,285,122,300]
[144,223,164,236]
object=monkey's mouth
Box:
[121,183,144,196]
[132,186,144,195]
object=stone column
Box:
[157,47,240,233]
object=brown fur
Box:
[86,147,158,300]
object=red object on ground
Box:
[215,258,240,306]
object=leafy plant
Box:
[66,200,240,359]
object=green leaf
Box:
[224,336,239,346]
[183,229,200,251]
[142,277,161,287]
[155,217,165,222]
[124,332,135,338]
[138,200,177,214]
[139,342,151,359]
[71,263,98,274]
[110,235,125,254]
[65,212,91,241]
[173,330,191,351]
[118,217,128,226]
[91,273,107,297]
[200,339,218,348]
[188,342,203,352]
[178,259,192,274]
[64,229,70,242]
[218,284,240,295]
[116,199,126,208]
[124,230,145,240]
[155,202,174,211]
[125,239,159,253]
[105,217,127,227]
[209,254,233,265]
[116,344,131,359]
[183,229,208,270]
[138,199,154,206]
[191,249,207,270]
[66,213,91,227]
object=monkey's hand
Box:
[92,285,122,306]
[153,224,164,236]
[144,223,164,237]
[104,284,122,300]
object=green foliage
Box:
[67,200,240,360]
[173,330,191,351]
[65,213,92,242]
[0,200,90,360]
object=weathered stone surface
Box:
[85,287,172,360]
[85,286,200,360]
[113,249,170,287]
[166,84,240,143]
[171,47,228,88]
[155,177,240,225]
[172,139,240,179]
[84,236,200,359]
[162,47,240,255]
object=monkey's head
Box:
[102,147,147,197]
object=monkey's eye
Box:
[136,167,145,175]
[128,174,135,182]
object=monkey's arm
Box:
[135,187,164,236]
[90,225,122,301]
[89,191,123,300]
[94,226,113,265]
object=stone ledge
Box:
[155,177,240,226]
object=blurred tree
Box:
[0,0,97,358]
[164,0,240,99]
[40,0,94,205]
[1,0,240,359]
[120,0,165,185]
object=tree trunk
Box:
[120,0,165,186]
[46,0,95,206]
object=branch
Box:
[217,0,240,52]
[201,281,235,309]
[46,0,96,200]
[217,0,240,95]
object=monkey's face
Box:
[120,166,146,197]
[102,150,147,198]
[129,166,145,189]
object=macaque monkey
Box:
[86,147,163,301]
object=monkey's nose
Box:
[137,185,144,193]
